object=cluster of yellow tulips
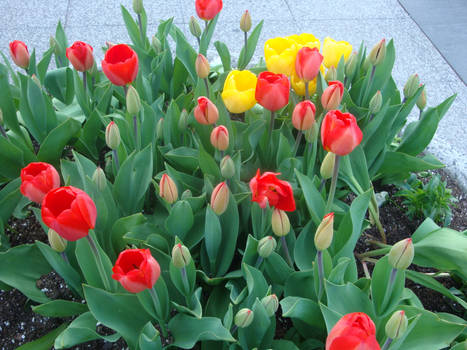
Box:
[221,34,353,114]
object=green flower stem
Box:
[281,236,294,268]
[317,250,325,301]
[267,110,276,163]
[133,115,139,151]
[230,325,238,335]
[196,36,201,51]
[149,286,168,338]
[112,149,120,171]
[85,235,111,291]
[325,155,341,214]
[254,256,263,269]
[0,125,8,139]
[204,78,210,97]
[137,13,144,44]
[305,81,310,100]
[292,130,303,157]
[82,71,87,100]
[60,251,70,264]
[181,267,190,297]
[382,337,393,350]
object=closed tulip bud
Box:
[314,212,334,251]
[66,41,94,72]
[92,167,107,191]
[220,155,235,179]
[345,52,358,77]
[152,36,162,54]
[240,10,252,32]
[171,243,191,268]
[385,310,408,340]
[257,236,277,258]
[48,229,67,253]
[234,308,254,328]
[388,238,414,270]
[195,54,210,79]
[321,110,363,156]
[160,174,178,204]
[156,118,164,140]
[105,121,121,150]
[9,41,30,69]
[295,47,323,82]
[189,16,202,38]
[403,74,420,100]
[133,0,143,14]
[178,109,189,132]
[271,209,290,237]
[321,81,344,110]
[210,125,229,151]
[211,182,229,215]
[362,56,371,72]
[292,100,316,131]
[181,189,192,199]
[126,85,141,115]
[325,66,337,81]
[261,294,279,317]
[194,97,219,125]
[369,90,382,114]
[416,85,426,110]
[368,39,386,66]
[320,152,336,180]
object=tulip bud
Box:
[31,74,41,88]
[195,54,210,79]
[105,121,121,150]
[416,85,426,110]
[257,236,277,258]
[292,100,316,131]
[159,174,178,204]
[388,238,414,270]
[194,97,219,125]
[345,52,358,77]
[152,36,162,54]
[261,294,279,317]
[369,90,382,114]
[48,229,67,253]
[189,16,202,38]
[385,310,408,340]
[314,212,334,251]
[321,81,344,110]
[133,0,143,14]
[271,209,290,237]
[320,152,336,180]
[403,74,420,100]
[368,39,386,66]
[92,167,107,191]
[325,66,337,81]
[234,308,254,328]
[362,56,371,72]
[240,10,252,32]
[220,155,235,179]
[181,189,192,200]
[171,243,191,268]
[210,125,229,151]
[126,85,141,115]
[156,118,164,140]
[178,109,189,132]
[211,182,229,215]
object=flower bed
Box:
[0,0,466,349]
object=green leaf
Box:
[32,300,88,317]
[138,322,163,350]
[166,200,194,239]
[199,15,218,56]
[0,244,51,303]
[73,70,91,116]
[326,281,375,320]
[295,169,325,225]
[214,41,231,72]
[199,144,221,180]
[121,5,143,47]
[204,206,222,271]
[175,29,198,82]
[44,67,74,104]
[169,314,235,349]
[0,64,21,135]
[0,136,26,180]
[281,296,325,331]
[238,298,272,349]
[37,118,81,163]
[17,323,68,350]
[74,109,102,160]
[238,20,264,70]
[294,221,318,271]
[242,263,268,305]
[379,152,444,178]
[165,147,199,173]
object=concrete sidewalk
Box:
[1,0,466,189]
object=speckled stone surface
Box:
[0,0,466,189]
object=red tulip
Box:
[66,41,94,72]
[292,100,316,131]
[255,72,290,112]
[112,248,161,293]
[326,312,381,350]
[101,44,138,86]
[249,170,295,211]
[9,40,30,68]
[210,125,229,151]
[194,96,219,125]
[321,81,344,110]
[321,110,362,156]
[20,162,60,204]
[295,47,323,81]
[41,186,97,241]
[195,0,223,20]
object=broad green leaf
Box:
[214,41,231,72]
[281,296,325,331]
[326,281,375,319]
[295,169,325,225]
[0,64,21,135]
[204,206,222,271]
[238,298,272,349]
[294,221,318,271]
[17,323,68,350]
[0,178,22,223]
[166,200,194,239]
[238,20,264,70]
[37,118,81,163]
[32,300,88,317]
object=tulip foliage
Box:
[0,1,465,349]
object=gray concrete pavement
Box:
[1,0,466,189]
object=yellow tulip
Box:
[287,33,321,50]
[291,65,324,97]
[322,37,352,68]
[264,37,298,76]
[221,70,257,114]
